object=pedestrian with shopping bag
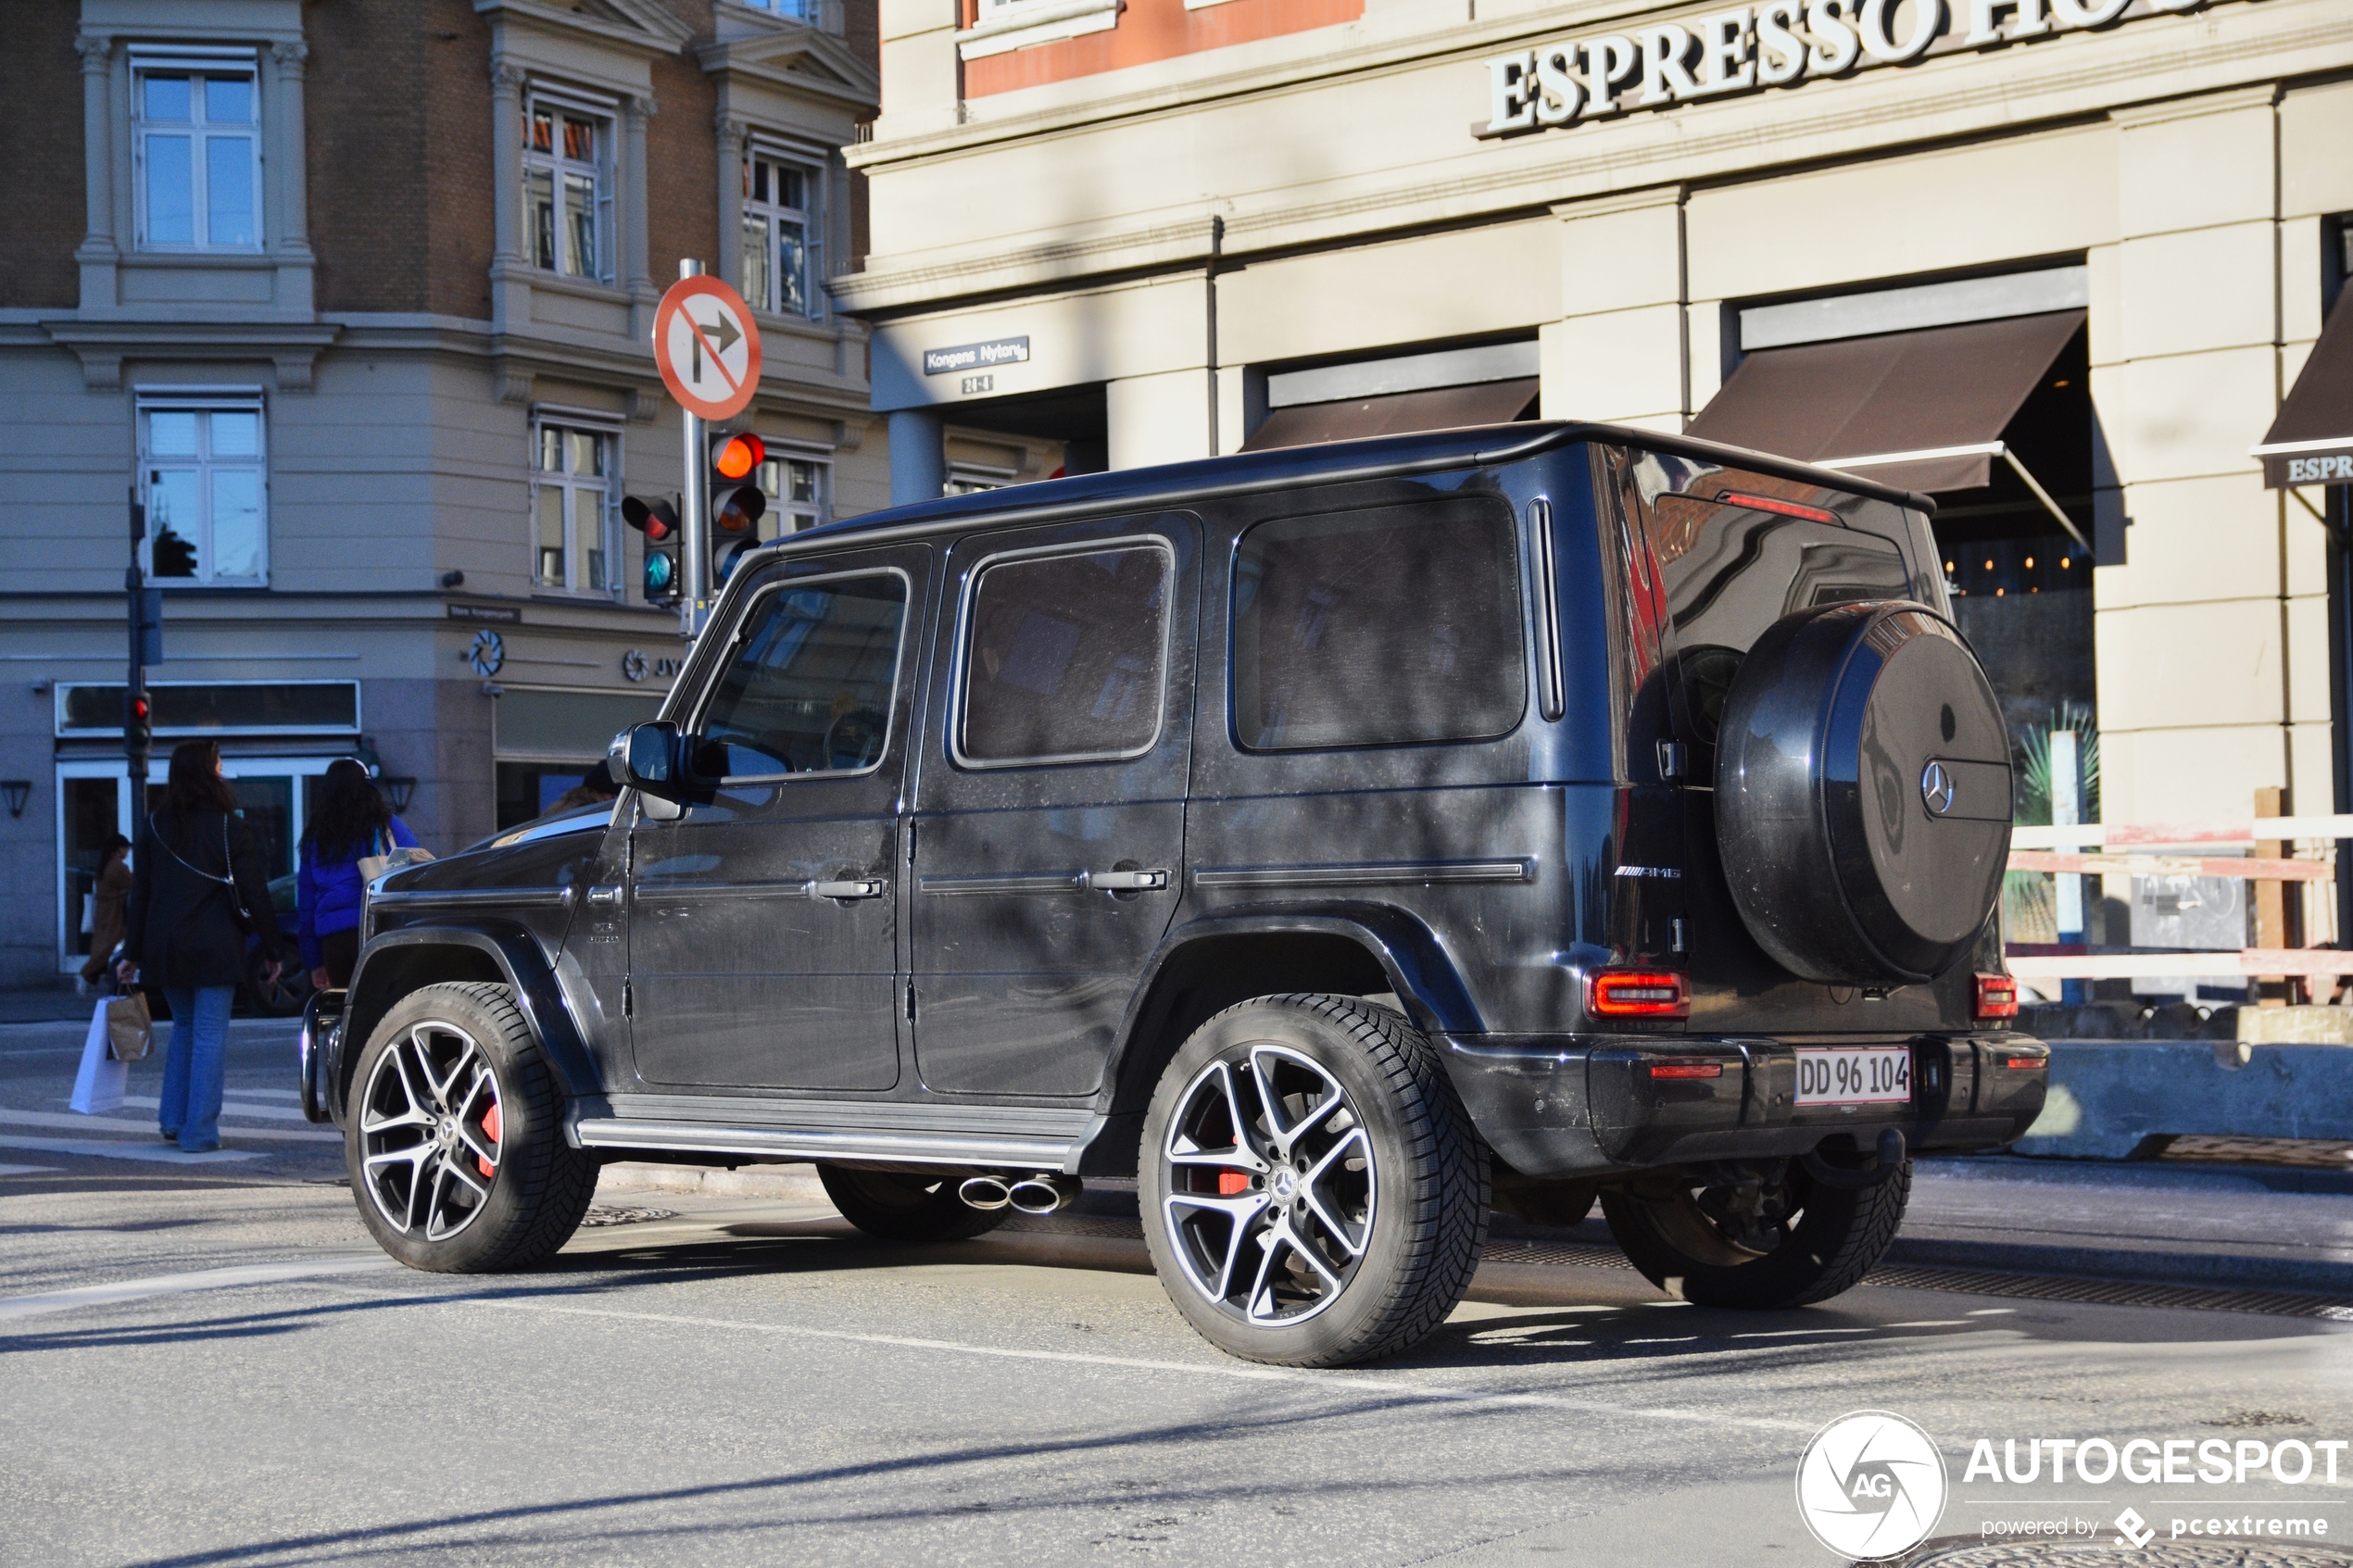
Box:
[117,740,289,1153]
[296,758,428,993]
[76,833,132,992]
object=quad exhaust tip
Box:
[1007,1174,1081,1215]
[959,1173,1082,1214]
[957,1175,1012,1211]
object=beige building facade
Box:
[844,0,2353,866]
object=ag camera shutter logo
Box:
[1796,1411,1948,1561]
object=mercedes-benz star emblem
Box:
[1919,760,1956,816]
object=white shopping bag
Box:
[69,997,129,1115]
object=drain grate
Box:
[580,1205,678,1228]
[997,1214,2353,1322]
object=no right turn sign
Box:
[654,276,762,421]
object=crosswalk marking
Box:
[0,1109,338,1145]
[0,1134,258,1165]
[0,1257,392,1323]
[0,1163,60,1177]
[122,1094,313,1123]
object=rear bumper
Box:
[1439,1032,2048,1179]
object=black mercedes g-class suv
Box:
[303,420,2044,1367]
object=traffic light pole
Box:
[125,487,151,811]
[677,257,711,641]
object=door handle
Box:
[1086,868,1169,892]
[585,885,623,907]
[808,879,886,900]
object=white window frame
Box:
[957,0,1120,60]
[756,446,832,538]
[531,408,622,597]
[135,388,270,589]
[945,460,1017,496]
[129,46,264,254]
[522,86,615,284]
[742,141,825,321]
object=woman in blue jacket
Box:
[298,759,419,991]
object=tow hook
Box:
[1800,1128,1907,1190]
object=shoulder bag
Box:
[358,824,434,884]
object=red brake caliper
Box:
[1217,1170,1250,1197]
[479,1101,501,1180]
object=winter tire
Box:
[1600,1159,1910,1308]
[346,981,597,1273]
[817,1165,1010,1242]
[1139,993,1490,1367]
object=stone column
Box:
[623,93,655,304]
[714,113,747,295]
[269,39,314,315]
[887,408,944,505]
[488,61,529,334]
[490,62,526,265]
[1542,186,1689,431]
[75,32,118,311]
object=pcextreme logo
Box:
[1796,1410,1949,1561]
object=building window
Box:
[139,396,267,586]
[946,462,1015,495]
[534,422,615,594]
[132,56,261,251]
[757,452,829,536]
[742,150,822,319]
[736,0,816,17]
[523,94,610,282]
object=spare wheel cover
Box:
[1714,601,2011,985]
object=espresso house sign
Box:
[1478,0,2221,137]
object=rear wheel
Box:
[1139,994,1489,1367]
[817,1165,1009,1242]
[1600,1160,1909,1309]
[346,982,597,1272]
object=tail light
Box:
[1645,1060,1722,1079]
[1974,972,2019,1021]
[2002,1054,2045,1070]
[1590,969,1690,1020]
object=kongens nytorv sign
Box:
[1479,0,2216,137]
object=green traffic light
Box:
[645,553,674,592]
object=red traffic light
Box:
[622,495,680,542]
[130,696,150,721]
[712,433,764,482]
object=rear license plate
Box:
[1794,1047,1912,1107]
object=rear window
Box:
[1232,496,1525,751]
[959,541,1172,766]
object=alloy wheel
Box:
[359,1021,505,1242]
[1159,1044,1376,1326]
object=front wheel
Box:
[1139,994,1490,1367]
[346,982,597,1272]
[1600,1159,1910,1309]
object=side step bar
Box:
[569,1117,1084,1173]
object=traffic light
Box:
[623,495,682,605]
[124,689,151,755]
[711,433,768,583]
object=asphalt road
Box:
[6,1017,2353,1568]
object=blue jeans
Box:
[158,986,235,1152]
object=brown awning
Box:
[1240,379,1539,453]
[1687,310,2086,494]
[2258,293,2353,488]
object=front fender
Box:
[336,925,602,1116]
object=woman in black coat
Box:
[118,741,288,1153]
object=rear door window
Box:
[957,540,1173,766]
[1232,495,1524,751]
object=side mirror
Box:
[610,721,684,800]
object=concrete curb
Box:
[596,1161,830,1203]
[1881,1236,2353,1298]
[2016,1039,2353,1160]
